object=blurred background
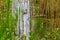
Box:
[0,0,60,40]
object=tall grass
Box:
[0,0,18,40]
[30,0,60,40]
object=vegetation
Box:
[0,0,60,40]
[0,0,18,40]
[30,0,60,40]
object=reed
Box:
[30,0,60,40]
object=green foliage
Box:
[30,30,36,40]
[30,17,60,40]
[0,0,18,40]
